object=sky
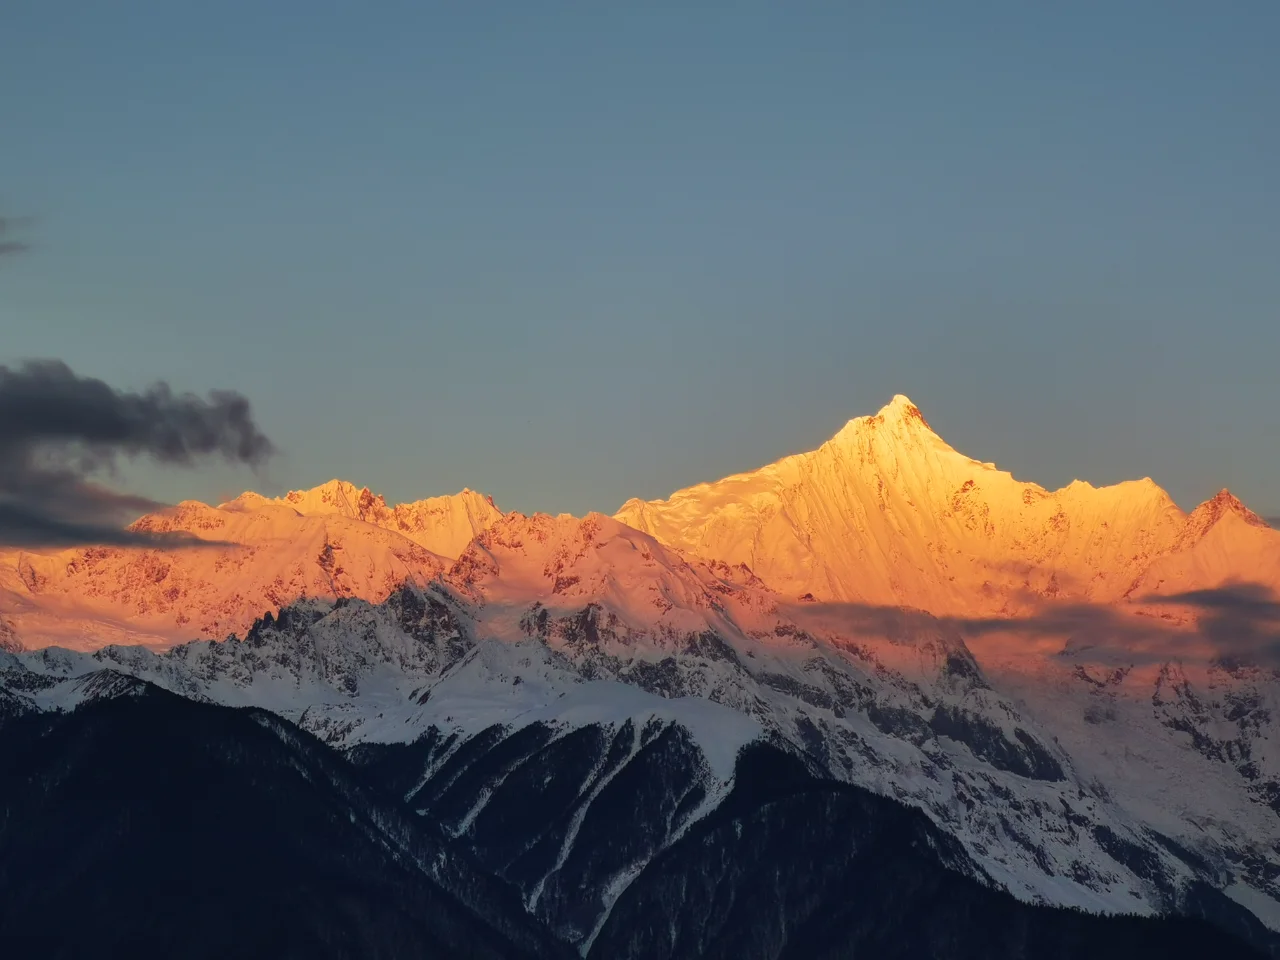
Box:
[1,1,1277,517]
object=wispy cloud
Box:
[0,214,31,257]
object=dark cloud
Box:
[1143,584,1280,664]
[0,359,275,548]
[1154,584,1280,617]
[802,582,1280,668]
[0,503,211,550]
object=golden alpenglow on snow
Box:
[5,4,1278,955]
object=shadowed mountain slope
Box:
[0,686,572,960]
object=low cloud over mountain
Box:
[0,359,274,548]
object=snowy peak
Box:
[1181,488,1270,542]
[613,394,1267,613]
[450,510,682,597]
[0,479,503,651]
[887,392,928,421]
[443,509,784,657]
[1122,488,1280,602]
[0,495,451,651]
[822,394,966,484]
[835,394,936,441]
[227,480,503,559]
[825,395,945,461]
[236,478,371,518]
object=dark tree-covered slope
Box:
[0,688,572,960]
[590,743,1269,960]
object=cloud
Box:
[0,504,213,550]
[800,582,1280,668]
[1142,584,1280,664]
[1153,584,1280,617]
[0,214,30,257]
[0,359,275,548]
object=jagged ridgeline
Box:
[3,396,1280,957]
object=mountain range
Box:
[2,395,1279,958]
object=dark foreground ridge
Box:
[0,687,572,960]
[0,690,1267,960]
[591,743,1271,959]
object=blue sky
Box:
[2,2,1277,516]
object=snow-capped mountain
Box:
[615,395,1279,614]
[233,479,503,559]
[4,692,1248,960]
[0,482,501,650]
[4,508,1279,950]
[3,396,1280,954]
